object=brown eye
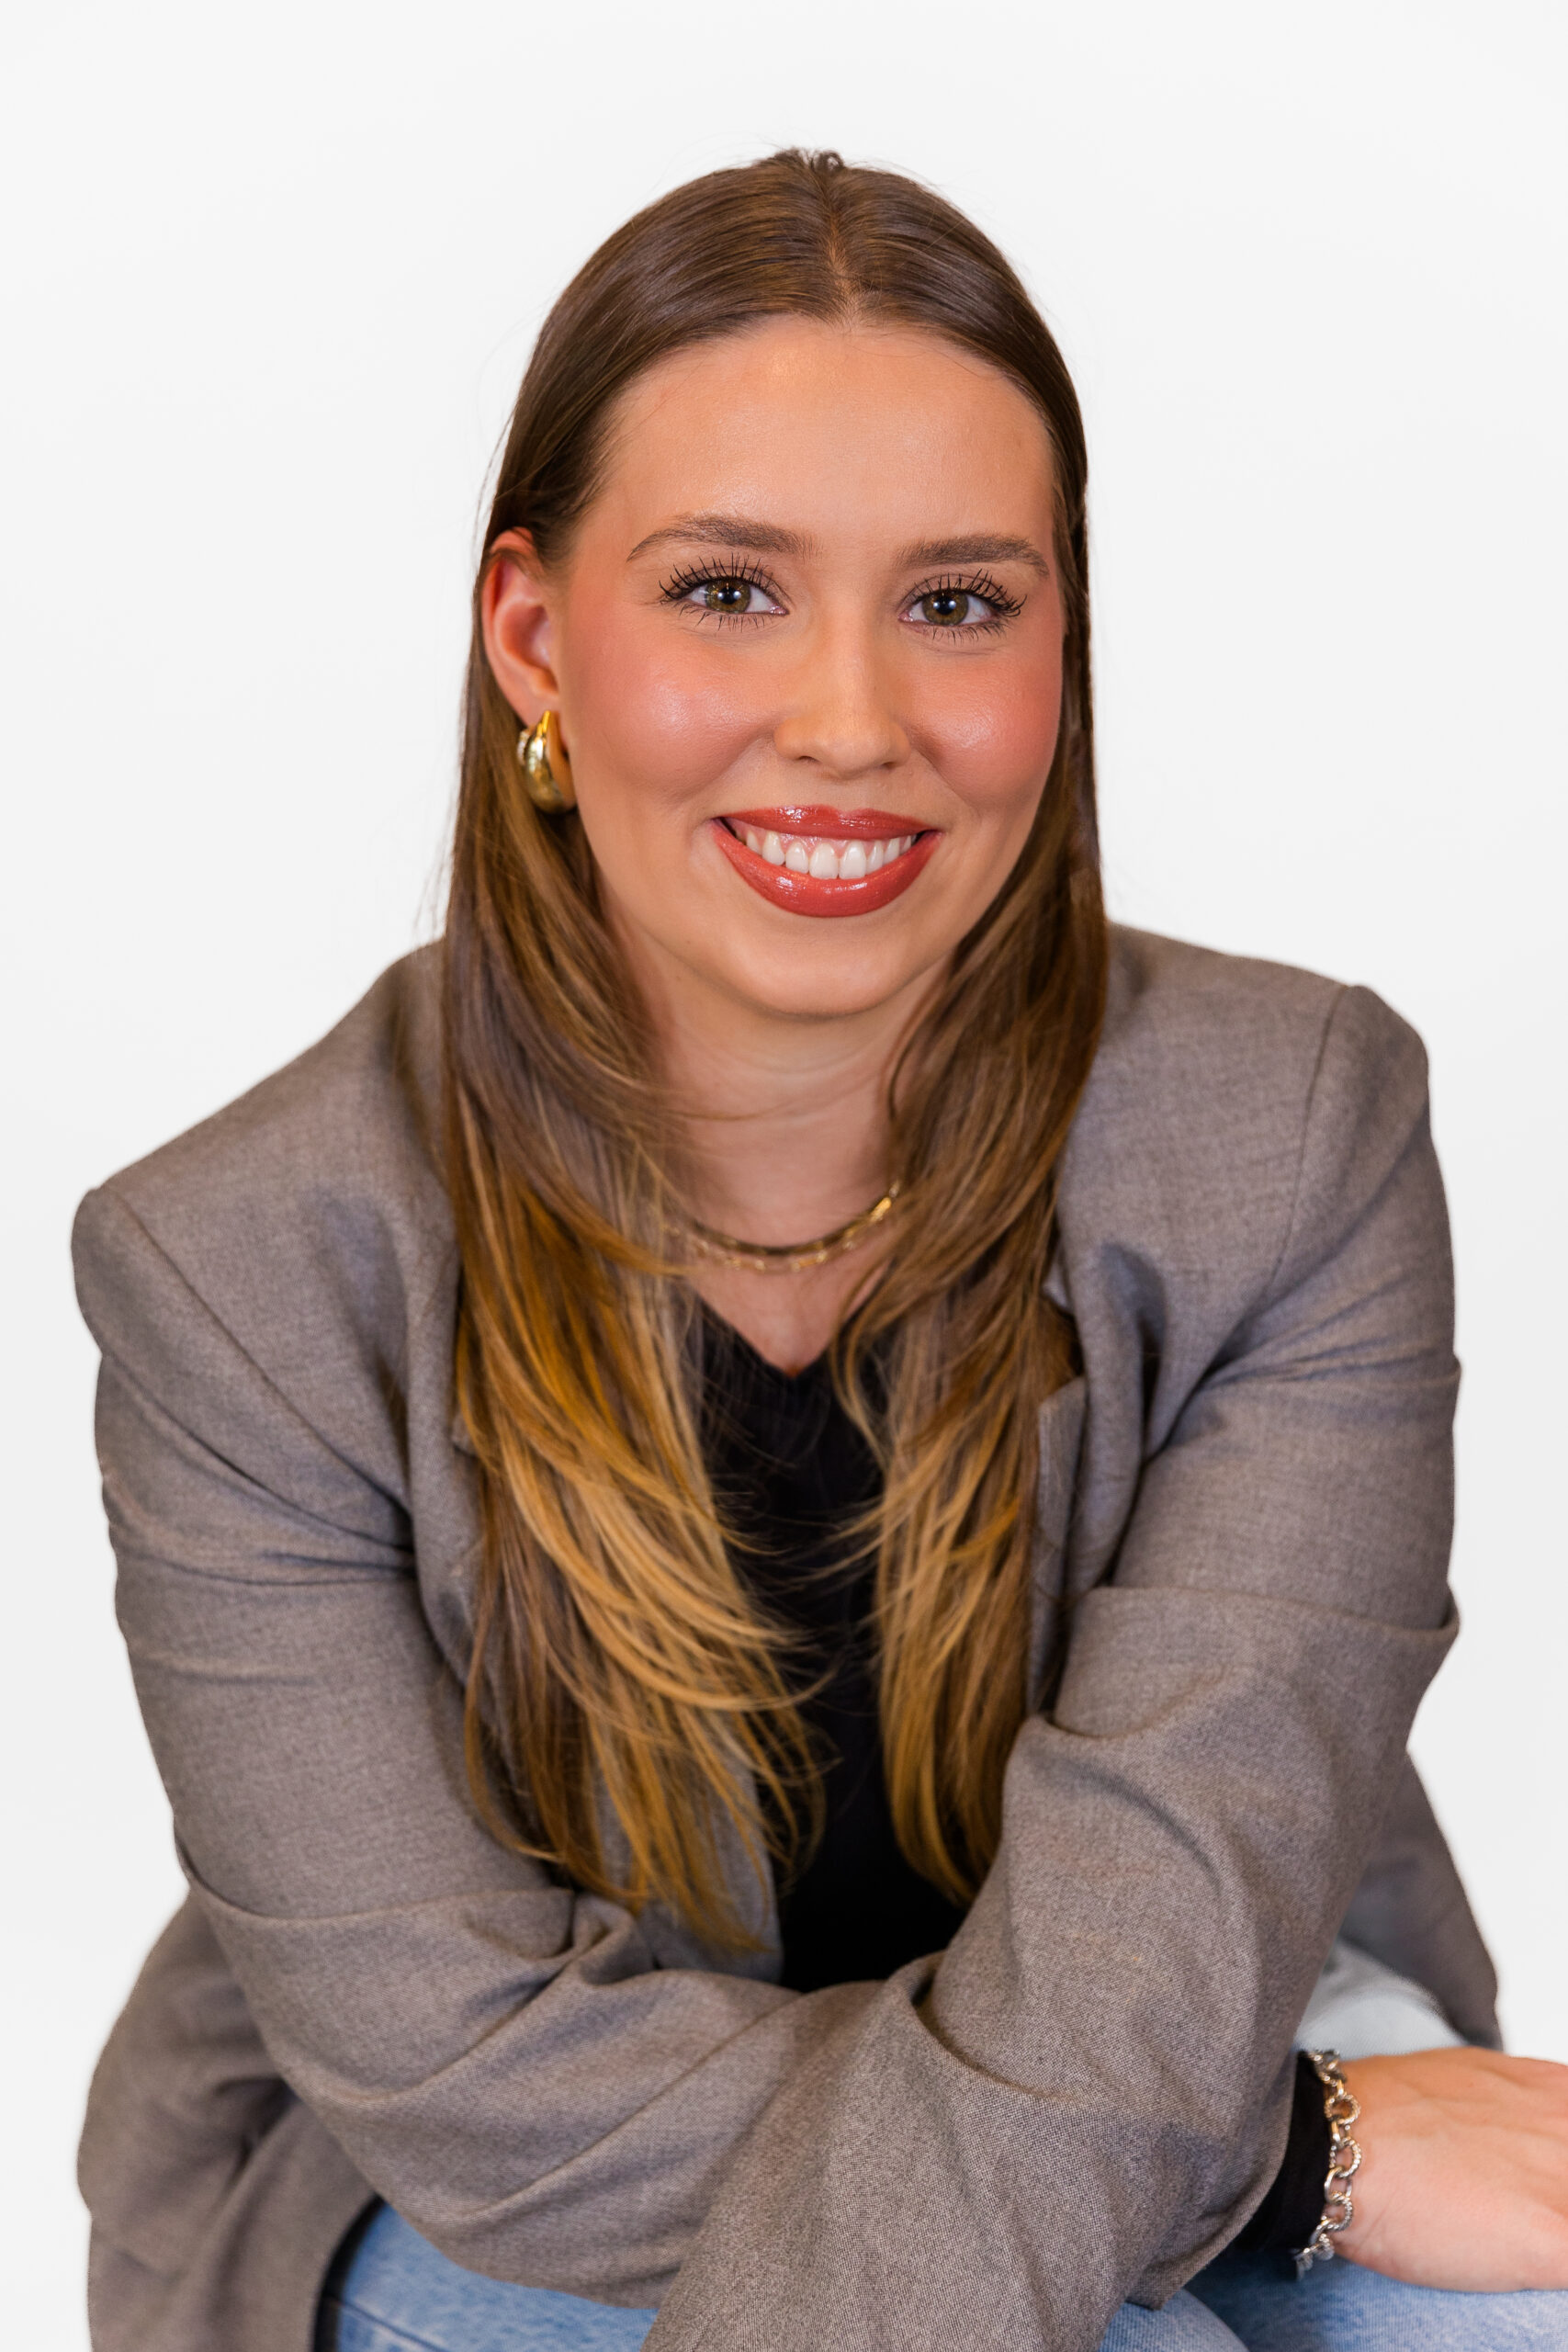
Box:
[904,572,1021,631]
[665,567,784,618]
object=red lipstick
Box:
[710,809,940,919]
[725,806,928,840]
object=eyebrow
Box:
[626,516,1052,575]
[627,514,815,561]
[897,534,1051,574]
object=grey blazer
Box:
[73,927,1497,2352]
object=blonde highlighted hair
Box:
[446,151,1106,1947]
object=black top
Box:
[699,1311,967,1992]
[698,1306,1329,2257]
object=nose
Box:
[772,633,910,780]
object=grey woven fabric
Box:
[73,927,1496,2352]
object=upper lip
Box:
[720,806,932,840]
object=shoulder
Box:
[1093,924,1425,1110]
[1062,927,1435,1307]
[73,947,452,1435]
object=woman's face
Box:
[483,316,1066,1028]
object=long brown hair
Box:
[446,150,1106,1947]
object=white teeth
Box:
[732,826,920,880]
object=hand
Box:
[1336,2046,1568,2290]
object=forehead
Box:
[588,316,1057,551]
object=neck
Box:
[639,961,923,1248]
[617,930,935,1374]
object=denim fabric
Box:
[316,2203,660,2351]
[318,2205,1568,2351]
[1294,1940,1463,2061]
[1191,2249,1568,2347]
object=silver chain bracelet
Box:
[1292,2050,1363,2278]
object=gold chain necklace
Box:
[682,1181,901,1277]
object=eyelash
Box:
[657,558,1026,633]
[660,557,780,622]
[907,571,1023,634]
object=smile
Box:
[711,806,939,918]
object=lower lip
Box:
[710,822,940,918]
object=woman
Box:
[74,151,1568,2352]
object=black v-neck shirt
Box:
[696,1306,1328,2256]
[698,1308,966,1993]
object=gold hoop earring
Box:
[516,710,576,813]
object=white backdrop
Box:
[5,2,1564,2337]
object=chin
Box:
[716,942,931,1024]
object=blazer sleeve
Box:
[643,985,1460,2350]
[74,1185,874,2312]
[76,977,1458,2352]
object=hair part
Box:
[446,148,1106,1945]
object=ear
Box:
[480,529,561,723]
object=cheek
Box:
[562,617,760,813]
[921,653,1065,820]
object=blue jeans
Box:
[318,2204,1568,2350]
